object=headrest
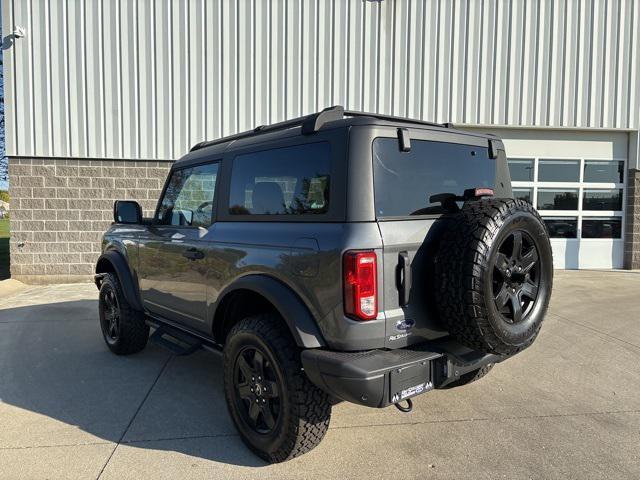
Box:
[252,182,285,214]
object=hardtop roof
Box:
[175,106,496,166]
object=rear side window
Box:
[229,142,331,215]
[372,138,494,218]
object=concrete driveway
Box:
[0,271,639,479]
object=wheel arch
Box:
[95,250,144,312]
[212,275,326,349]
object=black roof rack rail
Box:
[343,110,451,129]
[190,105,345,152]
[189,105,451,152]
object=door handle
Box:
[396,251,411,306]
[182,247,205,261]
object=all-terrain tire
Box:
[98,272,149,355]
[442,363,495,389]
[435,198,553,356]
[223,314,331,463]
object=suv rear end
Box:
[302,121,519,407]
[345,123,512,349]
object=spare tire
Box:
[435,198,553,356]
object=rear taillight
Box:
[343,251,378,320]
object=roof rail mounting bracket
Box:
[301,105,345,135]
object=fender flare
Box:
[95,250,144,312]
[215,275,326,349]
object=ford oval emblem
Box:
[396,318,415,331]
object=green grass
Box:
[0,218,9,280]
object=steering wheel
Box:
[196,201,213,214]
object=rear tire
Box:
[223,314,331,463]
[435,198,553,356]
[98,273,149,355]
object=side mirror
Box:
[113,200,142,224]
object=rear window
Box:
[229,142,331,215]
[372,138,494,218]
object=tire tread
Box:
[225,315,331,463]
[100,272,149,355]
[435,198,551,355]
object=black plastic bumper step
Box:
[301,339,503,408]
[149,324,203,356]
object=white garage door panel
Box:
[491,130,629,160]
[578,240,625,269]
[551,239,624,269]
[468,129,629,270]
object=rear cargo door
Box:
[372,136,495,348]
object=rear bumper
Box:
[301,338,504,408]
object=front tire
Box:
[98,272,149,355]
[223,314,332,463]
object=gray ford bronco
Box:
[95,106,553,462]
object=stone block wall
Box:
[625,168,640,270]
[8,158,172,284]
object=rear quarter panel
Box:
[205,221,386,351]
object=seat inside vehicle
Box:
[252,181,285,214]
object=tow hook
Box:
[394,398,413,413]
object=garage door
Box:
[478,129,628,269]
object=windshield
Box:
[372,138,495,218]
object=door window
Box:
[156,163,219,227]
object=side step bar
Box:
[149,326,202,356]
[146,317,222,356]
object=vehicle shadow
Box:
[0,299,266,468]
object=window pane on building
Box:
[538,159,580,182]
[513,188,533,203]
[583,160,624,183]
[582,217,622,238]
[543,217,578,238]
[508,158,534,182]
[582,189,623,211]
[537,189,579,210]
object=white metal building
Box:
[2,0,639,282]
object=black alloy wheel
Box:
[233,346,282,435]
[492,230,540,324]
[100,285,121,344]
[435,198,553,355]
[223,315,332,462]
[97,272,149,355]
